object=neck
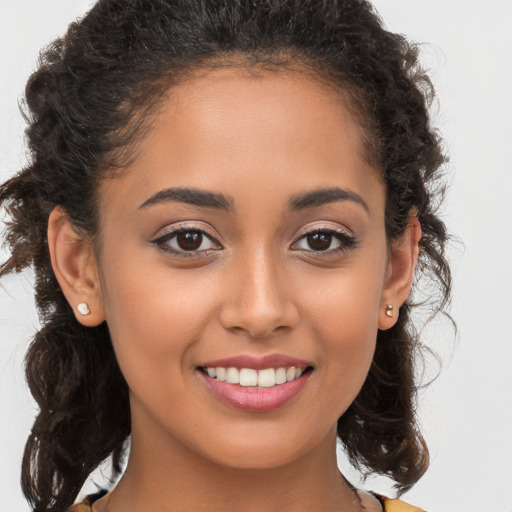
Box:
[103,422,362,512]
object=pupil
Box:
[177,231,202,251]
[307,233,331,251]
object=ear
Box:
[47,206,105,327]
[378,217,422,330]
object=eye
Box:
[299,232,340,251]
[152,227,222,256]
[291,227,357,254]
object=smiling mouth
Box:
[199,366,314,388]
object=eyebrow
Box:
[289,187,370,214]
[138,185,369,214]
[139,187,234,210]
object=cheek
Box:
[298,262,384,401]
[317,297,377,383]
[98,253,220,387]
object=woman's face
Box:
[94,69,393,468]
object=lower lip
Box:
[198,370,311,412]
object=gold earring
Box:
[385,304,394,318]
[77,302,91,316]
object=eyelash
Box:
[291,227,358,255]
[152,226,221,258]
[151,225,358,258]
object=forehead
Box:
[151,67,370,169]
[100,68,384,217]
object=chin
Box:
[207,446,303,470]
[192,423,333,470]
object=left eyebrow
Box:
[138,187,234,210]
[288,187,370,215]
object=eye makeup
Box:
[150,220,359,261]
[151,222,223,258]
[290,221,359,258]
[291,227,358,255]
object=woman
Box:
[0,1,450,511]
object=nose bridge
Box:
[219,242,297,338]
[244,245,282,311]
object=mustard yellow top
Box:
[381,496,425,512]
[69,493,426,511]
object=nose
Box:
[218,248,300,339]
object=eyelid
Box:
[151,221,221,241]
[150,221,223,255]
[291,221,355,242]
[290,222,358,253]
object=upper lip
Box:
[200,353,313,370]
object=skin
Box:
[48,68,420,512]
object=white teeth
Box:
[275,367,287,385]
[286,367,296,382]
[204,365,309,387]
[225,367,239,384]
[257,368,276,388]
[239,368,258,387]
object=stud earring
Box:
[385,304,394,318]
[77,302,91,316]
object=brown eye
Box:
[306,232,333,251]
[291,227,357,255]
[176,231,203,251]
[153,227,220,255]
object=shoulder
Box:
[381,496,427,512]
[67,497,93,512]
[68,490,108,512]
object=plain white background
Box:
[1,1,511,511]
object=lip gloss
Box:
[198,370,310,412]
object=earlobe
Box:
[47,207,105,327]
[378,217,422,330]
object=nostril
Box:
[218,310,298,339]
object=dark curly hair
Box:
[0,1,451,511]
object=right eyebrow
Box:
[138,187,234,211]
[288,186,370,215]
